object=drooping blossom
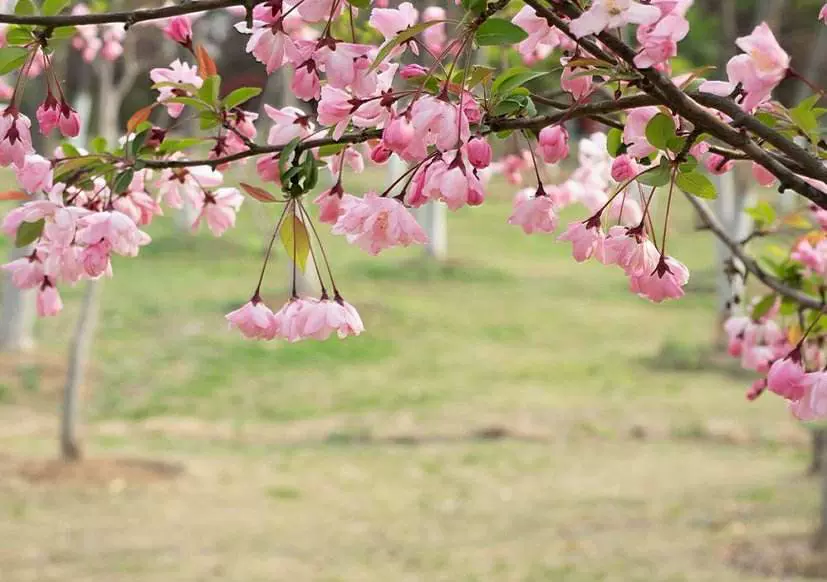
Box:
[467,137,492,170]
[15,154,53,193]
[508,188,558,234]
[766,354,807,401]
[163,16,193,49]
[0,108,33,168]
[193,188,244,236]
[332,192,428,255]
[538,126,569,164]
[558,217,605,262]
[226,298,279,340]
[629,255,690,302]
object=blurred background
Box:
[2,1,827,581]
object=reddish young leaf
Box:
[126,104,155,133]
[0,190,29,201]
[195,44,218,79]
[240,182,278,203]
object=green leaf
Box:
[280,207,311,273]
[222,87,262,110]
[15,218,43,248]
[49,26,76,40]
[0,47,30,75]
[5,27,33,46]
[491,67,548,97]
[14,0,36,16]
[112,169,135,195]
[666,136,686,153]
[475,18,528,46]
[751,294,777,321]
[745,201,777,226]
[128,129,149,158]
[461,0,486,14]
[278,137,301,176]
[164,96,209,111]
[644,113,676,151]
[317,143,347,157]
[675,170,717,199]
[637,161,671,188]
[198,110,220,130]
[347,0,370,7]
[157,138,203,154]
[89,136,107,154]
[302,152,318,192]
[42,0,69,15]
[197,74,221,105]
[678,155,697,173]
[370,20,446,72]
[606,128,623,157]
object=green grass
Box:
[0,170,821,581]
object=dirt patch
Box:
[13,457,184,487]
[727,534,827,579]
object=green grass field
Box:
[0,170,822,581]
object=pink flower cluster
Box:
[226,295,364,342]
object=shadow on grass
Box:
[641,338,754,381]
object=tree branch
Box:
[684,192,825,312]
[0,0,266,27]
[522,0,827,209]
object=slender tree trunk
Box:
[815,437,827,549]
[811,430,826,475]
[0,244,36,352]
[59,280,100,461]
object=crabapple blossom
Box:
[508,189,558,234]
[538,126,569,164]
[570,0,661,38]
[226,299,279,340]
[332,193,428,255]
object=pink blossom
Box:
[332,192,428,255]
[77,211,151,257]
[411,95,470,152]
[370,2,418,41]
[790,372,827,421]
[315,183,356,225]
[611,154,640,182]
[467,137,492,170]
[538,126,569,164]
[751,162,776,187]
[194,187,244,237]
[561,59,594,100]
[821,3,827,24]
[263,105,313,146]
[57,101,80,138]
[558,218,604,262]
[767,354,807,401]
[256,155,280,183]
[608,196,643,226]
[508,190,558,234]
[629,255,690,302]
[273,299,312,343]
[623,107,660,159]
[400,64,427,79]
[2,253,43,288]
[15,154,52,193]
[317,86,354,138]
[512,6,561,62]
[634,0,692,68]
[80,240,112,278]
[370,142,392,164]
[36,93,60,135]
[292,61,321,101]
[421,7,447,53]
[36,282,62,317]
[570,0,661,38]
[226,299,279,340]
[383,115,415,152]
[157,165,222,209]
[704,153,734,175]
[791,239,827,275]
[149,60,204,118]
[163,16,193,48]
[301,296,365,340]
[0,108,33,168]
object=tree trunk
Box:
[0,244,36,352]
[60,280,101,461]
[815,434,827,549]
[810,429,826,476]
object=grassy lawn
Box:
[0,169,821,581]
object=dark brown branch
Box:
[0,0,266,27]
[522,0,827,209]
[684,192,825,312]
